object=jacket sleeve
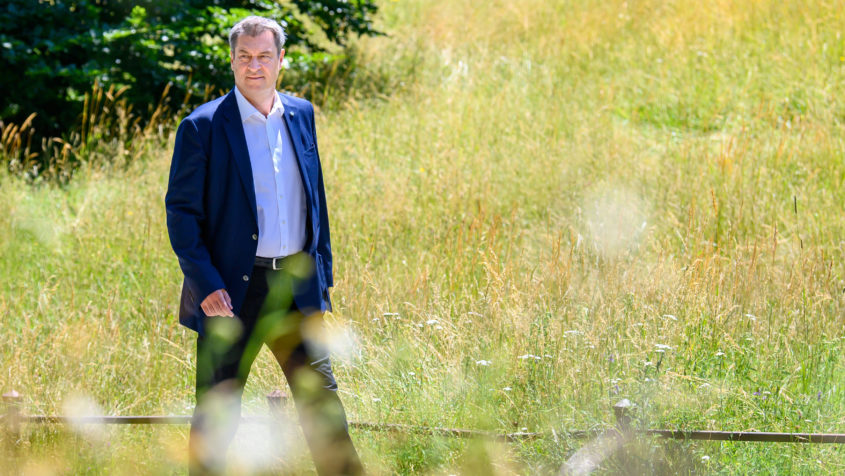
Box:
[310,104,333,291]
[165,117,225,302]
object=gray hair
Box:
[229,16,286,55]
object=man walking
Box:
[165,16,362,475]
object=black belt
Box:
[255,255,294,270]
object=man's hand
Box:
[201,289,234,317]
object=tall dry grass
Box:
[0,80,184,183]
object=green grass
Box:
[2,0,844,473]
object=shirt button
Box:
[252,234,258,240]
[243,275,249,282]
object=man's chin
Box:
[238,83,274,96]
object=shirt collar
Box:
[233,86,284,122]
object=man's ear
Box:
[278,48,285,71]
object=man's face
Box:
[230,31,284,99]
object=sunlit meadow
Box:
[1,0,844,474]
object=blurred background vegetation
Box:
[0,0,380,179]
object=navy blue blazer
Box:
[165,90,332,336]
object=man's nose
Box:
[248,57,261,69]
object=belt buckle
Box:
[272,257,282,270]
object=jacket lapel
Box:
[221,91,258,223]
[281,96,316,203]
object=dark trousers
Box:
[189,265,362,475]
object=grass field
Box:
[1,0,844,473]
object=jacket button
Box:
[243,275,249,281]
[252,234,258,240]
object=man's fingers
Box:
[218,290,234,316]
[201,289,234,317]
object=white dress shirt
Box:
[234,86,307,258]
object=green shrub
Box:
[0,0,379,172]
